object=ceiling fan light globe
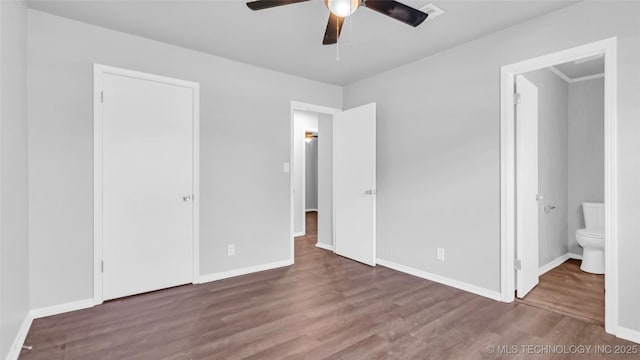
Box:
[325,0,360,17]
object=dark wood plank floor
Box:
[518,259,605,324]
[21,214,635,359]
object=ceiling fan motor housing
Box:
[324,0,362,17]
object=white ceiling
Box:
[554,56,605,79]
[27,0,579,85]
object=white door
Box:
[515,75,539,298]
[102,72,194,300]
[333,103,376,266]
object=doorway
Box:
[93,65,200,303]
[291,104,337,258]
[514,60,606,324]
[289,101,377,266]
[500,38,618,334]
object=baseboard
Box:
[197,259,293,284]
[568,252,583,260]
[617,326,640,344]
[305,209,318,212]
[539,253,571,276]
[376,258,502,302]
[315,242,334,251]
[293,231,305,237]
[30,298,94,319]
[5,312,33,360]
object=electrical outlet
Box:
[228,244,235,257]
[437,248,445,261]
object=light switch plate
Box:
[437,248,445,261]
[283,162,290,173]
[228,244,235,257]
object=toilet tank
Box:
[582,202,605,231]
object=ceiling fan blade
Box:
[323,13,345,45]
[363,0,428,27]
[246,0,311,11]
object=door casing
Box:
[500,38,618,335]
[93,64,200,305]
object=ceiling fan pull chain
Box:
[336,19,340,61]
[349,3,353,44]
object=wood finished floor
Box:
[518,259,605,325]
[21,213,635,359]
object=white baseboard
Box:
[293,231,305,237]
[30,298,94,319]
[617,326,640,344]
[315,242,334,251]
[305,209,318,212]
[376,258,502,302]
[6,312,33,360]
[539,253,571,276]
[568,252,583,260]
[197,259,293,284]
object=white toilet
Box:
[575,202,605,274]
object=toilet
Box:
[575,202,605,274]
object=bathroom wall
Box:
[305,137,318,210]
[568,78,605,254]
[523,69,569,268]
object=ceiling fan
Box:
[246,0,429,45]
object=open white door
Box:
[515,75,539,298]
[333,103,376,266]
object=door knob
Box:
[183,195,192,202]
[365,189,376,195]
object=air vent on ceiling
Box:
[419,3,445,20]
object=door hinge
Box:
[514,259,522,271]
[514,93,521,105]
[101,260,104,273]
[101,91,104,103]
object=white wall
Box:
[293,110,318,235]
[305,137,318,210]
[568,78,604,254]
[27,10,342,309]
[343,1,640,332]
[317,114,333,248]
[522,69,569,267]
[0,0,30,358]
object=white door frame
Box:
[93,64,200,304]
[290,101,340,262]
[500,38,618,334]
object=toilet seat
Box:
[576,228,604,239]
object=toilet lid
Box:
[576,228,604,238]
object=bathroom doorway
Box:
[515,60,605,324]
[499,38,618,334]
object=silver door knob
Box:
[183,195,192,202]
